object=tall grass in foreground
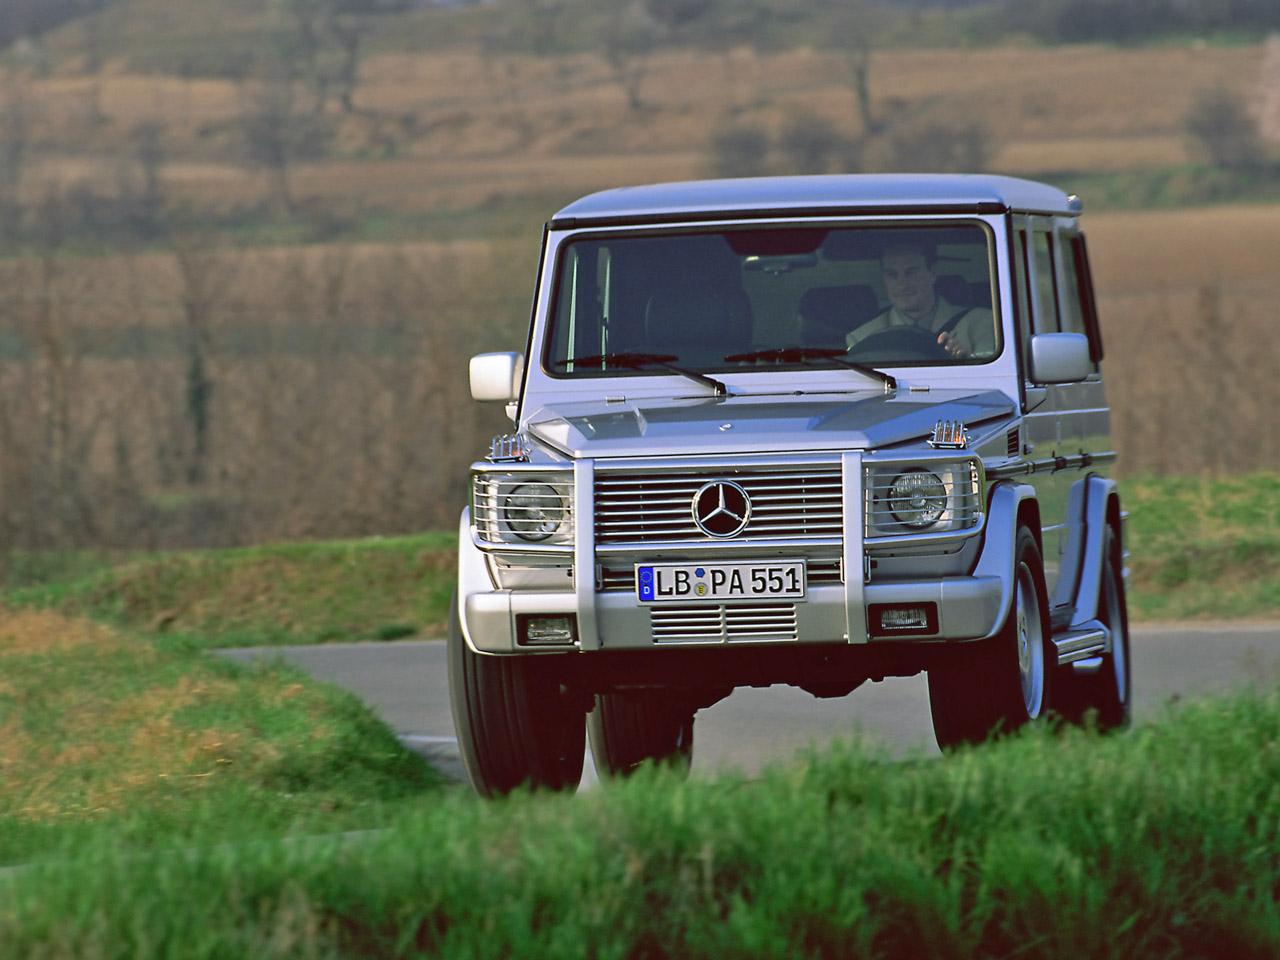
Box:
[6,689,1278,959]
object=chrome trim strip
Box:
[573,459,600,650]
[594,454,842,472]
[595,536,844,556]
[987,450,1117,480]
[471,533,574,556]
[842,451,867,644]
[1022,406,1112,418]
[864,524,986,548]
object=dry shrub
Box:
[0,241,523,551]
[1102,280,1278,476]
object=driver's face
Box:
[881,251,936,319]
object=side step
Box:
[1053,618,1109,668]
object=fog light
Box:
[518,614,578,646]
[869,603,938,636]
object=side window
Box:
[1030,231,1060,334]
[1070,234,1105,363]
[551,242,607,369]
[1056,233,1087,337]
[1012,227,1034,370]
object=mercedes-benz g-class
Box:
[451,175,1129,796]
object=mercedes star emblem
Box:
[691,480,752,538]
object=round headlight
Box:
[503,482,567,542]
[887,469,947,529]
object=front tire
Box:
[447,594,585,797]
[587,690,695,778]
[928,526,1055,749]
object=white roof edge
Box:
[552,174,1078,223]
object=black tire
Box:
[587,690,695,778]
[447,593,585,797]
[1058,525,1132,731]
[928,526,1055,749]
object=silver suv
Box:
[451,175,1130,796]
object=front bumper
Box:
[459,458,1025,657]
[462,575,1005,654]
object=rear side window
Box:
[1056,235,1087,337]
[1030,232,1060,334]
[1070,234,1104,363]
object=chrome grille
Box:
[600,558,842,592]
[594,466,843,545]
[650,603,798,643]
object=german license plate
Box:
[635,561,806,603]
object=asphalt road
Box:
[219,623,1280,786]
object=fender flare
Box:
[972,481,1038,640]
[1071,476,1121,627]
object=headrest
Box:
[644,286,732,351]
[798,284,880,348]
[968,280,992,308]
[934,274,971,308]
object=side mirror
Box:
[1028,333,1091,384]
[470,352,525,402]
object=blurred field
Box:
[1,26,1277,552]
[13,41,1273,210]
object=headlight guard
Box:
[472,469,575,548]
[865,457,984,539]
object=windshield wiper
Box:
[723,346,897,390]
[553,351,728,396]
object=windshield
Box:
[545,222,1000,378]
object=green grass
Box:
[1050,165,1280,211]
[1123,473,1280,621]
[6,533,458,649]
[3,687,1277,958]
[0,606,440,866]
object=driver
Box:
[846,239,995,359]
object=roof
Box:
[550,174,1080,227]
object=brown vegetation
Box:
[0,203,1274,552]
[0,35,1275,554]
[5,42,1272,211]
[0,241,522,551]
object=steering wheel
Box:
[850,325,951,361]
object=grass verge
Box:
[3,687,1277,958]
[1124,473,1280,621]
[5,533,456,649]
[0,607,440,865]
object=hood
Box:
[525,389,1014,459]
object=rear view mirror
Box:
[1029,333,1091,384]
[470,352,525,402]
